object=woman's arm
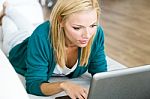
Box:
[40,82,64,95]
[41,81,88,99]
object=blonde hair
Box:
[50,0,101,67]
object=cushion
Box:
[0,49,29,99]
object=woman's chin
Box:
[78,44,88,48]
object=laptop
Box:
[88,65,150,99]
[55,65,150,99]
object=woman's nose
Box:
[82,28,90,38]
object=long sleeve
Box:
[25,21,53,96]
[88,26,107,75]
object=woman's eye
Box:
[91,25,97,28]
[73,27,80,30]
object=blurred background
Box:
[43,0,150,68]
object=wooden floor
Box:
[43,0,150,67]
[100,0,150,67]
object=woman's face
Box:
[61,9,98,47]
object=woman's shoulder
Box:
[94,25,104,42]
[96,25,104,36]
[89,25,105,59]
[90,25,105,51]
[36,20,50,32]
[37,20,50,29]
[32,20,51,37]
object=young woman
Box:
[4,0,107,98]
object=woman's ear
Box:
[60,22,64,27]
[58,16,64,27]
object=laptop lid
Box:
[88,65,150,99]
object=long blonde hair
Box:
[50,0,100,67]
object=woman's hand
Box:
[60,81,88,99]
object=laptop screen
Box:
[88,65,150,99]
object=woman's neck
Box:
[65,46,78,69]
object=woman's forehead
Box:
[66,9,97,25]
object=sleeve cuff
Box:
[26,80,49,96]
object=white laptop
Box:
[0,49,29,99]
[88,65,150,99]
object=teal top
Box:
[9,21,107,96]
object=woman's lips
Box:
[79,40,88,44]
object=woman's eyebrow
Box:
[72,22,97,27]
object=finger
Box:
[81,92,88,99]
[80,89,88,99]
[83,88,88,94]
[76,94,84,99]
